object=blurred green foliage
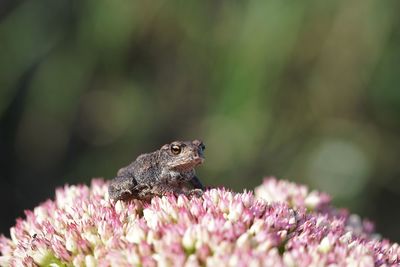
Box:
[1,0,400,240]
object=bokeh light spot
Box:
[306,139,371,199]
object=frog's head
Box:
[159,140,205,170]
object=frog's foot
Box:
[186,188,204,198]
[134,184,151,191]
[133,184,154,199]
[110,189,133,201]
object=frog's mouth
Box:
[168,155,204,170]
[192,155,204,165]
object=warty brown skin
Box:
[108,140,206,201]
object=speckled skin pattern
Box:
[108,140,205,201]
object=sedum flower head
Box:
[0,178,398,266]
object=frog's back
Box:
[131,151,161,184]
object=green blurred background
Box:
[1,0,400,241]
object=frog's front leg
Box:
[178,176,204,197]
[188,175,205,190]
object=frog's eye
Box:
[171,144,182,155]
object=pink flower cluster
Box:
[0,178,399,266]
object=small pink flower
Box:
[0,178,399,266]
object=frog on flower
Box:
[0,141,399,266]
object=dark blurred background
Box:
[1,0,400,241]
